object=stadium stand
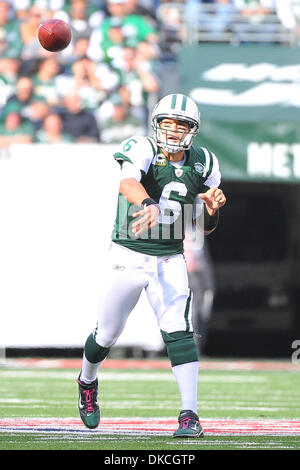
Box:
[0,0,160,141]
[0,0,298,143]
[157,1,297,55]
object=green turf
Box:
[0,363,300,450]
[0,433,299,451]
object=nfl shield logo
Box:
[175,168,183,177]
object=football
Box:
[38,19,71,52]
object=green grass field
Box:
[0,359,300,452]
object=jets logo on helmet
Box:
[152,94,201,154]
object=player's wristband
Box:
[204,207,219,231]
[142,198,160,214]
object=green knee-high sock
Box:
[160,330,198,367]
[80,333,110,384]
[84,333,110,364]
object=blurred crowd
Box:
[0,0,161,147]
[161,1,300,45]
[1,0,299,148]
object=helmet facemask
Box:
[153,116,199,154]
[151,94,200,154]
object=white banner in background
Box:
[0,144,164,351]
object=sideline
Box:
[3,357,300,371]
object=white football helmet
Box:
[151,93,200,154]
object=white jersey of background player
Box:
[77,93,226,438]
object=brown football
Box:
[38,19,71,52]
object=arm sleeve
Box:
[120,161,142,182]
[202,150,221,189]
[114,136,156,181]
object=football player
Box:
[77,93,226,437]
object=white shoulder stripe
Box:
[200,147,210,178]
[210,151,218,176]
[204,152,221,188]
[146,137,158,158]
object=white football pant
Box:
[94,242,193,348]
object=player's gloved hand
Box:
[132,199,160,237]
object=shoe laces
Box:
[179,410,199,428]
[181,417,191,429]
[83,389,95,413]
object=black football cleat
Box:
[77,374,100,429]
[173,409,204,438]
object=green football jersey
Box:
[112,136,221,256]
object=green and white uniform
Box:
[80,95,218,425]
[112,135,221,256]
[93,135,221,349]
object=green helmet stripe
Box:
[181,95,187,111]
[171,94,177,109]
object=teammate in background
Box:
[77,94,226,438]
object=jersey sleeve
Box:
[113,136,156,181]
[200,147,221,189]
